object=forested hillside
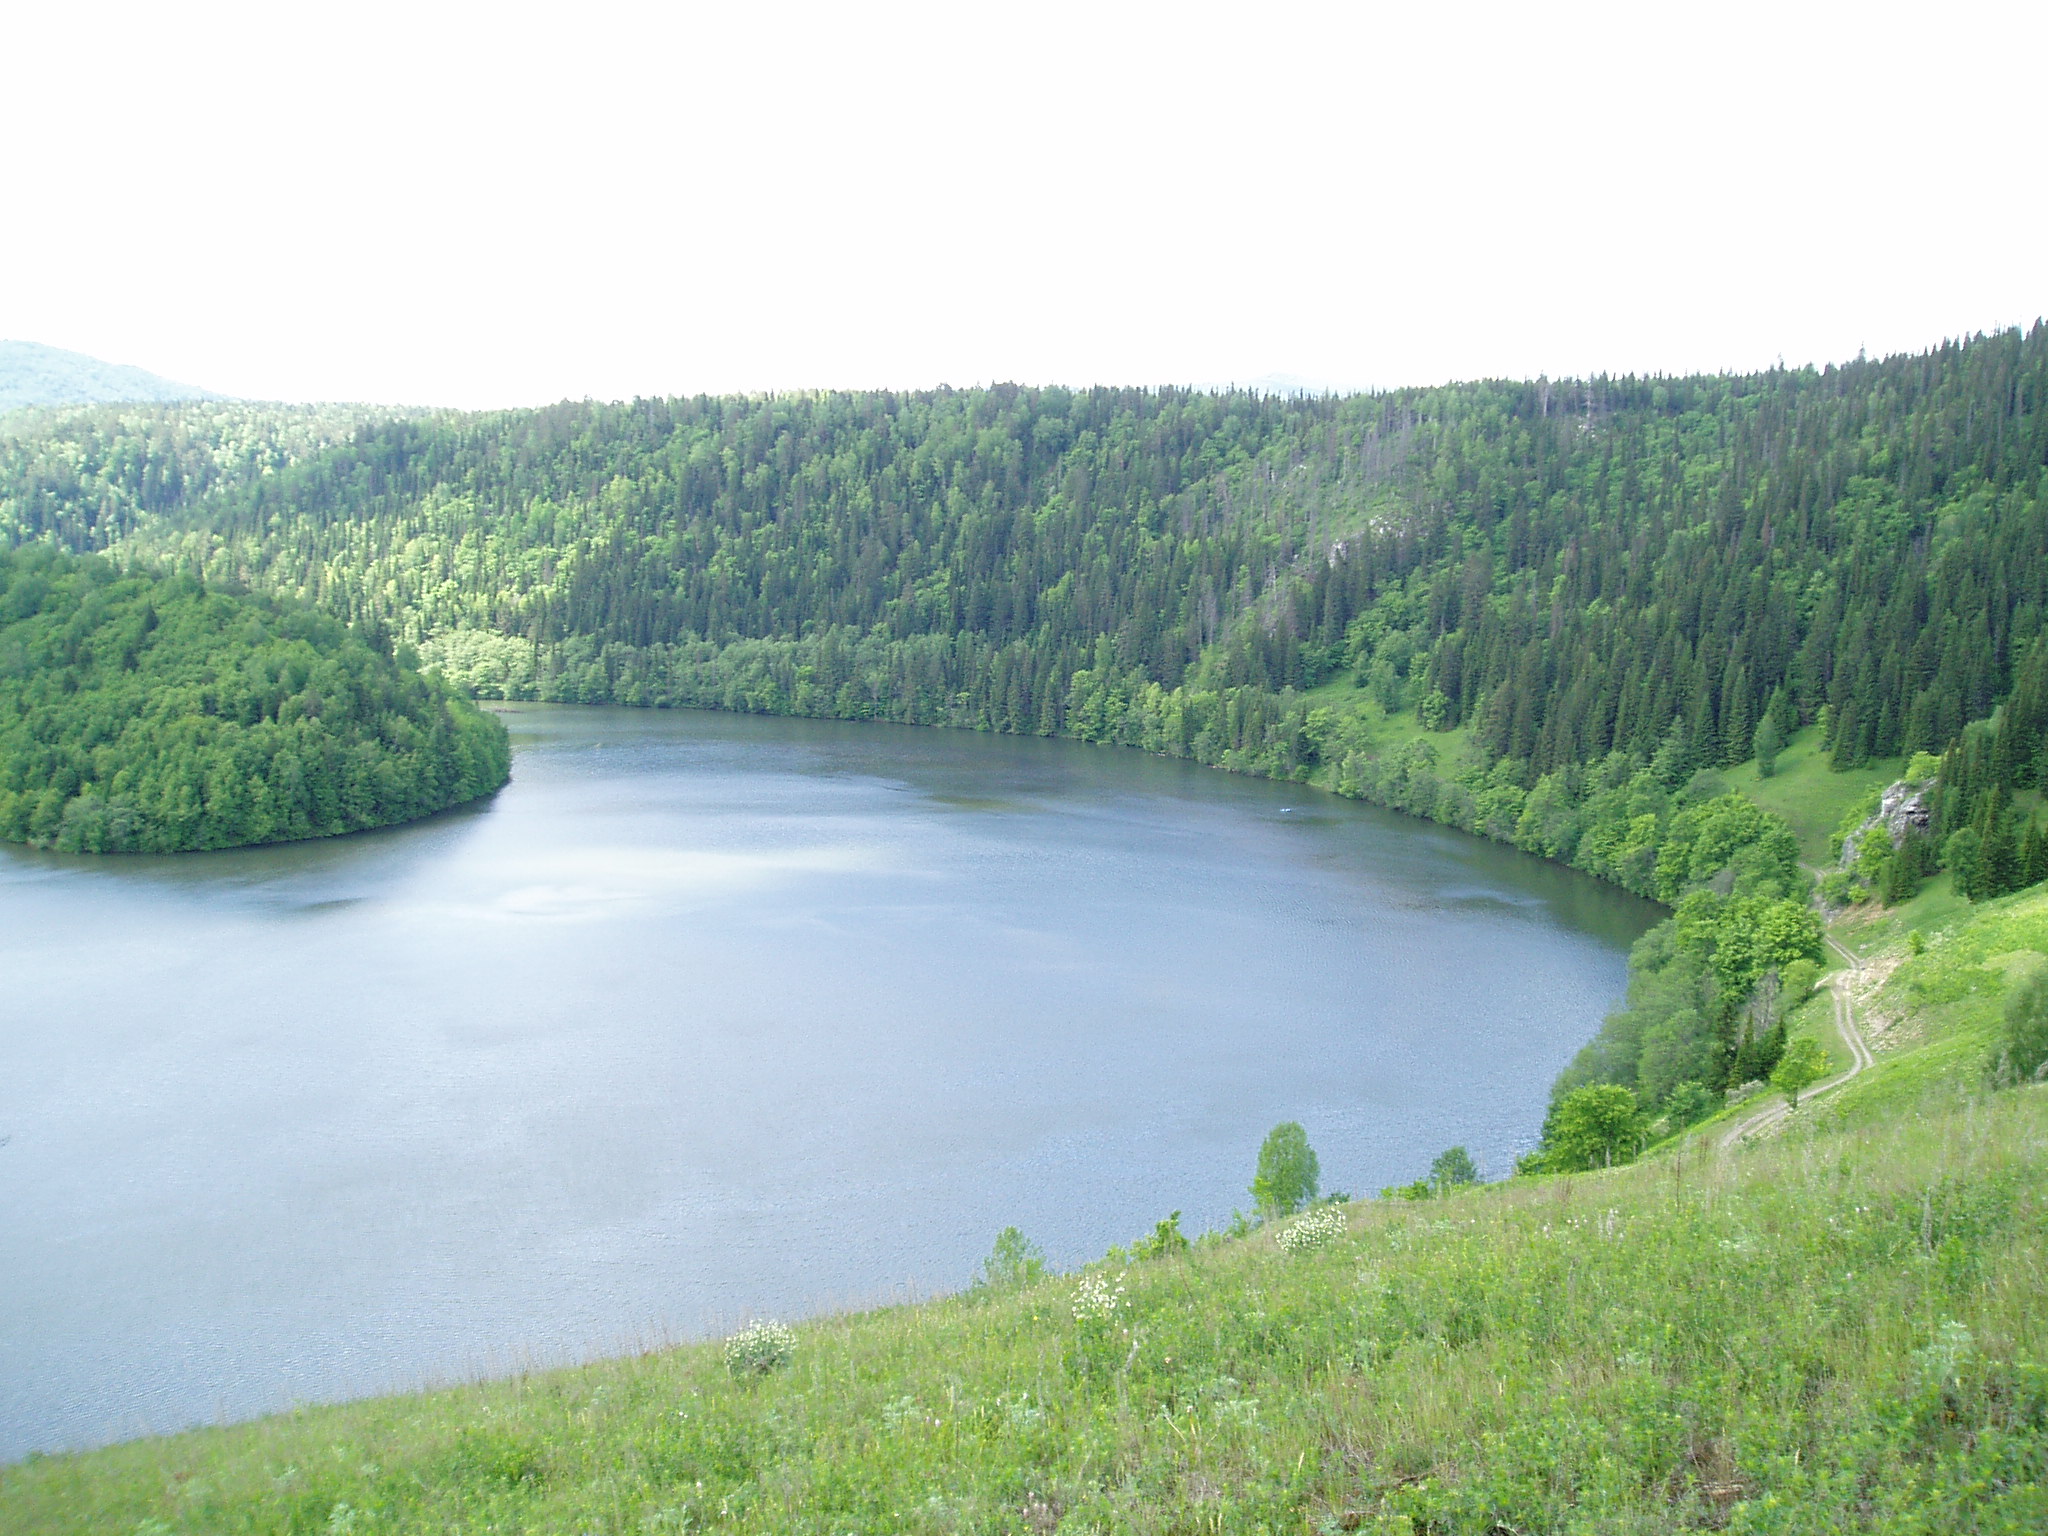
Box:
[0,548,509,852]
[1,328,2042,883]
[6,329,2042,764]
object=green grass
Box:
[1790,884,2047,1141]
[1833,875,1973,960]
[1294,685,1474,795]
[1723,726,1904,866]
[9,957,2048,1533]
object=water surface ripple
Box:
[0,706,1657,1458]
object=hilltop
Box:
[3,329,2040,811]
[0,340,224,413]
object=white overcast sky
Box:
[3,0,2042,407]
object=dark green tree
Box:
[1752,712,1785,778]
[1945,827,1985,901]
[1429,1145,1479,1192]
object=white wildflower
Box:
[999,1392,1045,1429]
[1071,1271,1128,1322]
[1912,1320,1976,1393]
[1278,1205,1348,1253]
[723,1319,796,1376]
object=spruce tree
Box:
[1753,713,1785,778]
[1945,827,1985,901]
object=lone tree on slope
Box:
[1430,1145,1480,1193]
[1252,1122,1320,1217]
[1771,1035,1833,1108]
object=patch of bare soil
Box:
[1855,952,1917,1050]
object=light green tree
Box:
[973,1227,1045,1290]
[1251,1122,1320,1217]
[1541,1085,1645,1171]
[1771,1035,1832,1107]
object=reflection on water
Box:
[0,706,1657,1458]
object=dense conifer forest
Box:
[0,548,509,852]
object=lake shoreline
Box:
[1,705,1653,1459]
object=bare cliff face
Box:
[1839,779,1933,867]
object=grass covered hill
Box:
[0,548,509,852]
[5,891,2043,1533]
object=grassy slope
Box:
[1826,885,2048,1122]
[1722,726,1903,866]
[8,902,2048,1534]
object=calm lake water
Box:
[0,706,1657,1458]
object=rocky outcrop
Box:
[1839,779,1932,867]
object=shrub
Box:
[1663,1079,1721,1128]
[974,1226,1046,1290]
[1990,969,2048,1086]
[1131,1211,1190,1261]
[723,1320,796,1377]
[1780,957,1821,1006]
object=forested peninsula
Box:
[0,548,509,852]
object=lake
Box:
[0,706,1657,1459]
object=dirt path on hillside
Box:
[1720,931,1873,1150]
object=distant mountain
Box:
[0,340,225,412]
